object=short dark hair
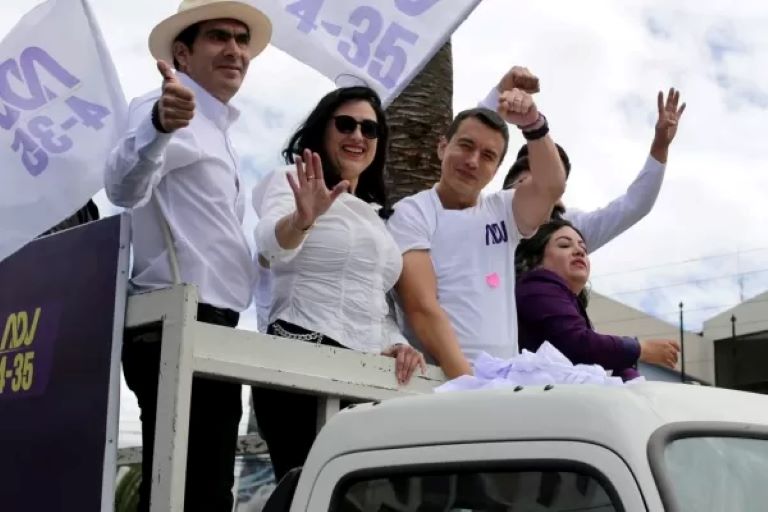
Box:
[171,19,251,69]
[444,107,509,163]
[516,142,571,169]
[282,86,390,217]
[172,23,202,69]
[503,156,530,189]
[503,142,572,190]
[515,218,590,307]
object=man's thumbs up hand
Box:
[155,60,195,132]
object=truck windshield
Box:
[332,468,621,511]
[665,436,768,511]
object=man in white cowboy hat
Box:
[104,1,271,510]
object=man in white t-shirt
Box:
[387,86,566,378]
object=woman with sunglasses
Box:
[251,86,426,481]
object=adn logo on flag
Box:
[0,47,112,177]
[0,0,126,263]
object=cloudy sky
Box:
[2,0,767,444]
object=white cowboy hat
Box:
[149,0,272,64]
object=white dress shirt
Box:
[253,166,407,352]
[104,73,253,312]
[564,156,665,253]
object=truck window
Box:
[664,436,768,512]
[330,467,621,511]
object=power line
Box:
[593,268,768,297]
[591,246,768,279]
[613,316,768,340]
[590,298,768,332]
[591,304,729,328]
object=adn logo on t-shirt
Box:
[485,221,509,246]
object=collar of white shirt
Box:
[176,72,240,130]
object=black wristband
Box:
[522,115,549,141]
[151,100,171,134]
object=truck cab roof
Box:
[311,382,768,457]
[286,383,768,512]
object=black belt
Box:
[126,302,239,344]
[197,302,239,328]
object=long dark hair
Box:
[282,86,390,216]
[516,218,591,309]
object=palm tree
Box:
[114,465,141,512]
[384,41,453,204]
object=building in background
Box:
[588,291,715,384]
[704,291,768,394]
[589,287,768,390]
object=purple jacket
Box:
[516,268,641,381]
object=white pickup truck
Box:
[117,285,768,511]
[262,382,768,512]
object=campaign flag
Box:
[249,0,483,105]
[0,0,127,262]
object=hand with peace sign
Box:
[154,60,196,133]
[285,149,349,233]
[651,88,686,163]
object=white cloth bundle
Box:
[435,342,643,393]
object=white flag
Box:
[249,0,483,106]
[0,0,127,262]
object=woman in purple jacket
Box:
[515,219,680,381]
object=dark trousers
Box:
[251,320,348,481]
[122,304,242,512]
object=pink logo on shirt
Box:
[486,272,500,288]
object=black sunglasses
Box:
[333,115,379,139]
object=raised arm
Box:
[478,65,540,111]
[396,250,472,378]
[104,61,197,208]
[565,155,665,253]
[275,151,348,250]
[253,150,348,265]
[497,89,566,236]
[566,88,686,252]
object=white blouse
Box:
[253,165,407,352]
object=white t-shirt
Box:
[387,186,522,361]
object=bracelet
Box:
[293,222,313,233]
[289,213,314,233]
[521,113,549,141]
[151,101,171,134]
[519,113,545,131]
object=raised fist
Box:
[498,88,540,128]
[498,65,540,94]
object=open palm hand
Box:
[286,149,349,230]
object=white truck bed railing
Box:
[124,285,445,512]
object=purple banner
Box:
[0,216,124,511]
